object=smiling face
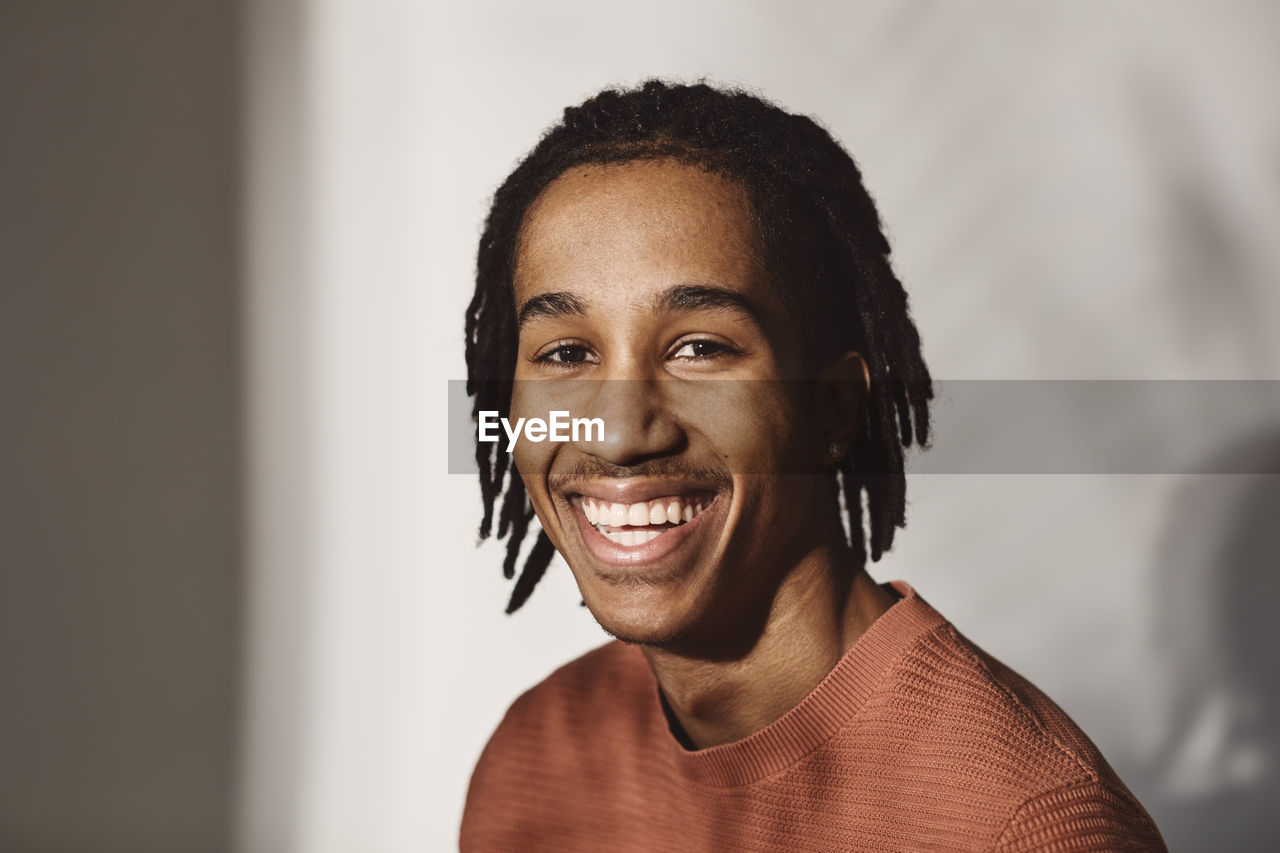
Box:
[511,159,843,649]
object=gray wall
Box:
[0,2,241,851]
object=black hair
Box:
[465,80,932,613]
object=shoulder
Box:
[467,638,648,772]
[460,641,657,846]
[877,612,1165,849]
[516,638,652,712]
[481,640,654,745]
[993,777,1167,851]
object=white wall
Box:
[241,2,1280,850]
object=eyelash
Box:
[532,342,597,368]
[530,338,741,369]
[668,339,739,361]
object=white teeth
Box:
[594,527,666,546]
[583,495,714,546]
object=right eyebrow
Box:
[516,291,587,329]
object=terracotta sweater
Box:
[461,583,1165,851]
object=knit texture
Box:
[460,583,1165,851]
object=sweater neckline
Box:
[651,580,945,788]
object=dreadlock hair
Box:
[465,80,933,614]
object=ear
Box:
[816,351,870,465]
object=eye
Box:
[669,338,738,361]
[532,342,598,367]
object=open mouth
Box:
[580,494,713,547]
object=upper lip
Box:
[560,477,722,505]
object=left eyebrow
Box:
[656,284,761,323]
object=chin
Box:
[594,616,692,648]
[579,582,700,647]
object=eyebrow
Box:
[657,284,760,323]
[517,291,586,328]
[517,283,760,329]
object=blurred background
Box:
[3,1,1278,850]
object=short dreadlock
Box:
[465,80,933,614]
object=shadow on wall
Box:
[1134,45,1280,848]
[1142,431,1280,851]
[0,3,241,851]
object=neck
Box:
[640,542,895,749]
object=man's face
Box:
[510,159,835,648]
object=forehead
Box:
[513,159,766,303]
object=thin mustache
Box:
[549,461,731,491]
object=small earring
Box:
[827,441,844,461]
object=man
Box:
[460,81,1165,851]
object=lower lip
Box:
[571,496,717,569]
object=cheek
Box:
[671,383,811,474]
[506,393,555,507]
[697,384,823,547]
[511,440,562,545]
[510,438,557,499]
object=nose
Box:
[578,377,683,467]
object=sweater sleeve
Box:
[993,779,1167,852]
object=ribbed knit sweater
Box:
[461,583,1165,851]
